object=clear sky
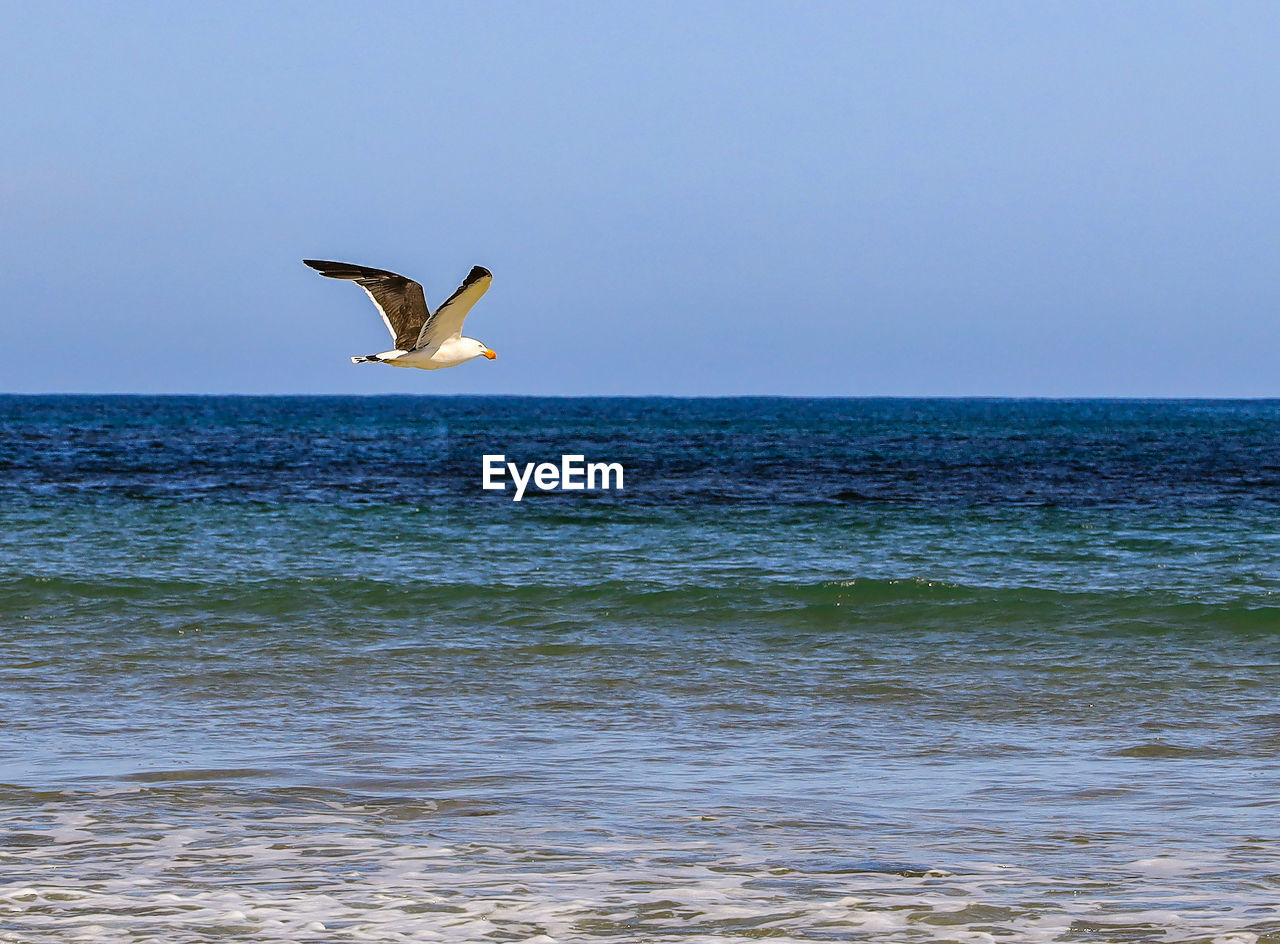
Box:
[3,2,1279,396]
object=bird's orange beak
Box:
[483,348,497,360]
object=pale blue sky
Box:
[3,2,1279,395]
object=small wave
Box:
[120,767,284,784]
[0,785,1272,944]
[1111,741,1238,760]
[4,573,1280,637]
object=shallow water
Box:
[3,396,1280,942]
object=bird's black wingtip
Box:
[466,265,493,282]
[303,259,407,282]
[304,259,363,279]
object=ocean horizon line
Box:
[6,391,1280,403]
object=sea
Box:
[3,395,1280,943]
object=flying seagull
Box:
[304,259,496,369]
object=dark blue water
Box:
[3,396,1280,942]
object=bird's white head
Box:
[462,337,497,361]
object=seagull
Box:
[304,259,497,369]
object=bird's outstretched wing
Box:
[304,260,429,351]
[414,266,492,352]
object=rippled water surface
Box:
[3,396,1280,942]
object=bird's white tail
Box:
[350,355,381,364]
